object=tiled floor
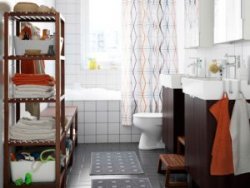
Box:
[67,143,167,188]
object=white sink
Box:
[160,74,184,89]
[182,77,250,100]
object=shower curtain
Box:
[121,0,178,126]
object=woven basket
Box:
[38,5,51,13]
[14,2,39,13]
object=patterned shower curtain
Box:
[121,0,178,126]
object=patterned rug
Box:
[90,151,144,175]
[91,178,152,188]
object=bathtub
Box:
[65,87,121,101]
[63,87,140,144]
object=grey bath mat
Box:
[90,151,144,175]
[92,178,152,188]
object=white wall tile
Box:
[78,135,85,143]
[78,112,84,123]
[85,135,96,143]
[108,112,120,122]
[120,135,132,143]
[120,125,132,134]
[96,112,108,123]
[108,123,120,134]
[66,23,81,33]
[96,123,108,135]
[84,123,96,135]
[84,112,96,123]
[64,15,81,24]
[108,101,120,111]
[97,101,108,111]
[84,102,96,111]
[65,45,81,55]
[65,34,81,45]
[56,0,80,5]
[78,123,84,135]
[132,135,141,143]
[97,135,108,143]
[108,135,119,143]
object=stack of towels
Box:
[12,73,55,98]
[9,117,56,141]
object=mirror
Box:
[214,0,243,43]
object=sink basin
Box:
[182,77,250,100]
[160,74,184,89]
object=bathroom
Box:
[1,0,250,187]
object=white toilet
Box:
[133,113,165,150]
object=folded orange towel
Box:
[12,73,55,86]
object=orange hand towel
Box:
[209,94,234,175]
[12,74,55,86]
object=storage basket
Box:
[10,161,55,182]
[14,36,63,55]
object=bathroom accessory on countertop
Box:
[133,113,165,150]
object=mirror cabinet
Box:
[184,0,213,48]
[214,0,250,43]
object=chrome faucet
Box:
[187,57,202,77]
[222,54,240,79]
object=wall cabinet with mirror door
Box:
[214,0,250,44]
[184,0,213,48]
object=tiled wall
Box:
[55,0,121,90]
[184,42,250,79]
[61,101,141,143]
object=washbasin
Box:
[182,77,250,100]
[160,74,184,89]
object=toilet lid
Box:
[133,113,163,118]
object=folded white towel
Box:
[14,90,55,98]
[19,117,55,127]
[10,126,55,133]
[9,131,55,141]
[9,117,58,141]
[15,85,54,92]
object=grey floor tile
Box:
[67,143,166,188]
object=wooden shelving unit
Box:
[3,12,67,188]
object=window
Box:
[81,0,122,70]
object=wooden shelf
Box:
[7,95,65,103]
[8,97,55,103]
[8,139,55,146]
[7,12,56,22]
[6,55,65,61]
[8,182,56,188]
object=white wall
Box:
[0,1,55,187]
